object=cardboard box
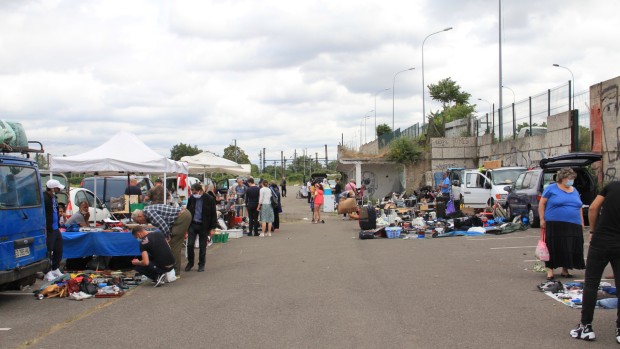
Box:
[483,160,502,169]
[419,204,429,211]
[461,207,476,215]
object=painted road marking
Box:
[0,328,11,331]
[467,236,537,240]
[490,245,537,250]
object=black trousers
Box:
[281,185,287,197]
[46,229,63,271]
[135,262,173,281]
[247,204,259,235]
[271,207,280,231]
[580,242,620,327]
[187,222,207,267]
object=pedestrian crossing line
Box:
[490,245,537,250]
[0,328,11,331]
[467,236,537,240]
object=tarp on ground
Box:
[181,151,249,176]
[50,131,188,175]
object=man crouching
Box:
[131,225,175,287]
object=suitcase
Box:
[358,205,377,230]
[359,230,375,240]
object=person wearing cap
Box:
[43,179,65,281]
[131,204,191,276]
[145,178,171,205]
[185,183,217,272]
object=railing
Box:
[377,82,590,151]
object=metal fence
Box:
[378,82,591,151]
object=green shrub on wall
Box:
[386,137,424,164]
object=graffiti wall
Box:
[590,76,620,183]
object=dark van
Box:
[0,144,48,290]
[82,176,153,210]
[505,152,601,227]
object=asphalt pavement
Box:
[1,185,617,348]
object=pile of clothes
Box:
[35,270,141,301]
[537,280,617,308]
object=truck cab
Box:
[0,142,48,291]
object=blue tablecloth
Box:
[62,231,140,258]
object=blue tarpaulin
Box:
[62,231,140,258]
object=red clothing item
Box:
[314,189,324,205]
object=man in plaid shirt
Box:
[132,204,192,276]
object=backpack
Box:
[269,188,279,209]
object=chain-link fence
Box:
[377,82,590,151]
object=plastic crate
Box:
[225,229,243,239]
[385,227,402,239]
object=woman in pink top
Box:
[313,183,324,223]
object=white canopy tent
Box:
[180,151,249,176]
[51,131,188,175]
[50,131,188,209]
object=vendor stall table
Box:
[62,231,140,258]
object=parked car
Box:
[517,126,547,138]
[81,176,154,210]
[452,167,526,208]
[66,188,113,223]
[504,152,602,227]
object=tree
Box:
[223,144,250,164]
[386,137,424,164]
[428,77,471,108]
[170,143,201,161]
[376,124,392,137]
[426,77,475,136]
[36,153,48,170]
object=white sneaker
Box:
[44,271,56,282]
[52,269,63,277]
[69,292,83,301]
[267,232,272,237]
[77,291,93,299]
[207,236,213,247]
[259,233,264,237]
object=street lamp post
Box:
[363,113,372,144]
[374,88,390,140]
[422,27,453,126]
[502,86,515,104]
[392,67,415,132]
[478,98,492,134]
[553,64,575,110]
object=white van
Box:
[166,176,203,205]
[454,167,526,208]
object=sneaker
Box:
[570,324,595,341]
[616,328,620,344]
[154,273,166,287]
[77,291,93,299]
[267,232,272,237]
[68,292,83,301]
[207,236,213,247]
[44,271,56,282]
[259,233,264,237]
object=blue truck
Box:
[0,141,49,291]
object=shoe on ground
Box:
[207,236,213,247]
[616,328,620,344]
[259,233,264,237]
[197,267,204,272]
[44,271,56,282]
[184,264,193,272]
[267,232,272,237]
[154,273,166,287]
[78,291,93,299]
[570,324,595,341]
[69,292,83,301]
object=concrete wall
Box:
[590,76,620,183]
[477,111,572,168]
[429,136,477,171]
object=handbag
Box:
[535,227,550,262]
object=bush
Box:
[386,137,424,164]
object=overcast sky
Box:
[1,0,618,165]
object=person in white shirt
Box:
[257,180,274,237]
